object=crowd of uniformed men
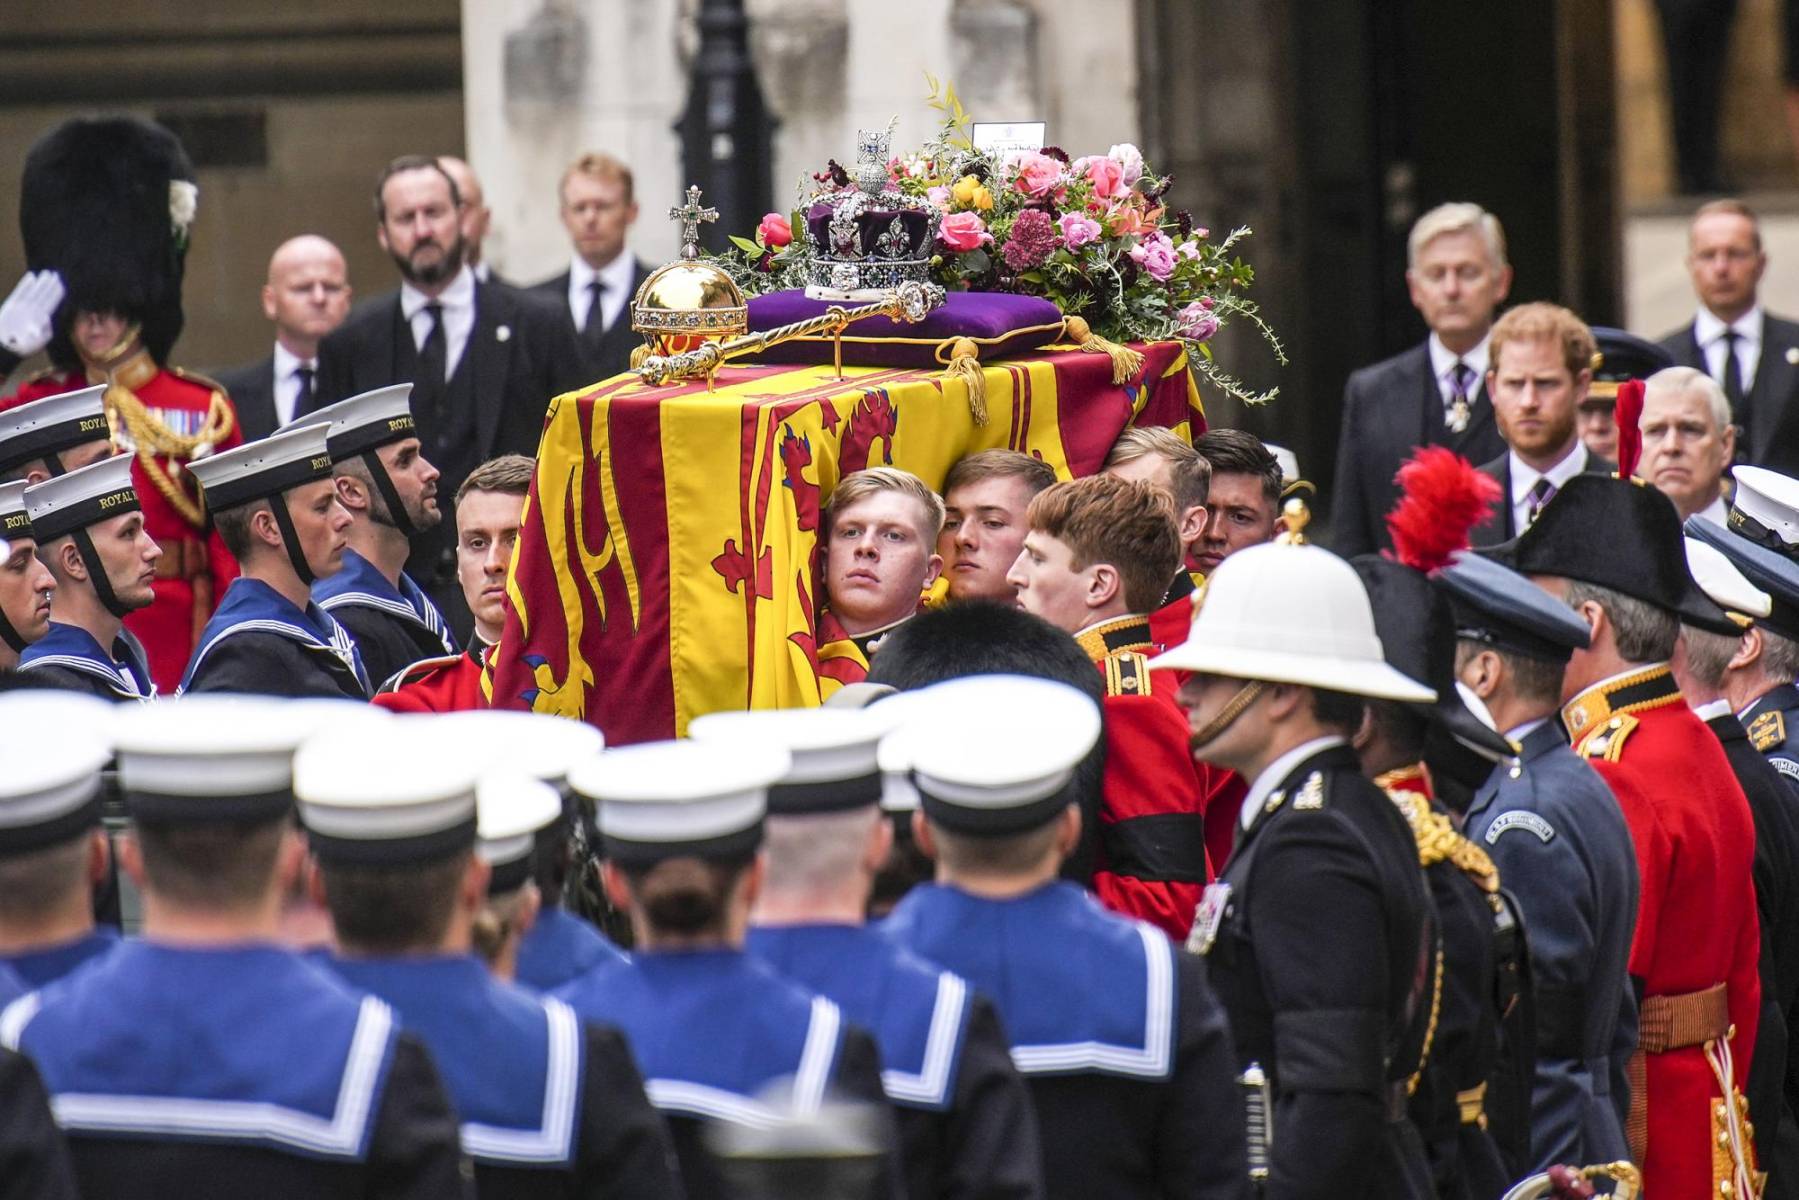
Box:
[8,114,1799,1200]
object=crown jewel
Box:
[803,122,941,302]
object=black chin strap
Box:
[43,450,67,477]
[0,607,28,654]
[70,528,134,619]
[268,495,315,586]
[360,450,416,539]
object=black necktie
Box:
[415,302,446,428]
[584,279,609,339]
[1720,329,1750,453]
[294,364,315,413]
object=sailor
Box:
[0,1040,80,1200]
[1148,542,1439,1200]
[297,714,682,1198]
[0,385,113,485]
[879,674,1245,1200]
[0,692,119,986]
[180,422,369,698]
[1,695,468,1196]
[18,454,158,699]
[0,482,56,672]
[555,737,901,1200]
[291,385,456,682]
[691,705,1047,1200]
[1444,550,1640,1172]
[1496,470,1762,1198]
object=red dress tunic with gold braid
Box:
[1562,664,1763,1199]
[372,647,488,714]
[5,351,241,691]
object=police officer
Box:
[292,385,456,684]
[296,714,682,1199]
[1,695,468,1197]
[181,422,370,697]
[1444,551,1640,1172]
[1150,541,1438,1200]
[556,738,900,1200]
[18,454,157,699]
[880,674,1246,1200]
[692,705,1047,1200]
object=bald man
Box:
[437,156,504,287]
[213,235,352,439]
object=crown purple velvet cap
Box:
[741,290,1067,368]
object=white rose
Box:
[1108,143,1145,185]
[169,180,199,232]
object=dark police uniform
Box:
[1,928,118,991]
[515,907,627,994]
[181,577,371,698]
[748,922,1045,1200]
[17,623,153,700]
[314,547,456,686]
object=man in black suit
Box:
[1658,199,1799,477]
[1469,303,1614,546]
[211,235,351,440]
[437,155,509,289]
[1331,202,1511,556]
[528,152,653,382]
[307,154,587,625]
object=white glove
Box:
[0,270,66,358]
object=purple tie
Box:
[1526,477,1557,526]
[1446,362,1474,431]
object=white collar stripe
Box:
[0,992,41,1050]
[1007,925,1174,1079]
[18,654,140,693]
[645,1080,790,1129]
[792,997,841,1116]
[460,997,581,1164]
[881,972,966,1107]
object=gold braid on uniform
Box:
[95,328,234,529]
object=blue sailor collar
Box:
[746,922,971,1111]
[881,881,1176,1081]
[327,954,580,1167]
[181,577,370,692]
[314,549,455,654]
[18,622,154,698]
[515,907,627,993]
[1,927,120,990]
[552,948,845,1126]
[1,941,397,1161]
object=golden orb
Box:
[630,258,748,363]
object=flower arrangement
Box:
[717,77,1284,405]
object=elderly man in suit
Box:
[528,153,653,383]
[212,236,352,441]
[1331,202,1511,556]
[1470,303,1615,546]
[308,155,587,627]
[1660,199,1799,476]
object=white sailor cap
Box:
[290,384,417,462]
[476,771,563,894]
[688,707,890,814]
[296,713,481,865]
[434,710,605,785]
[1731,466,1799,553]
[893,674,1102,836]
[0,694,110,856]
[23,453,138,543]
[868,691,932,814]
[186,422,333,512]
[113,695,325,825]
[0,385,109,477]
[569,739,790,866]
[0,480,33,546]
[1685,536,1772,628]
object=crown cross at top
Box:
[669,185,719,259]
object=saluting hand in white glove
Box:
[0,270,66,358]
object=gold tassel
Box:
[1061,315,1145,385]
[940,338,988,425]
[629,343,651,370]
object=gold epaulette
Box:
[172,365,233,398]
[1574,712,1641,763]
[1102,650,1152,698]
[1386,787,1501,893]
[1751,710,1788,754]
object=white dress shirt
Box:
[1693,493,1729,529]
[1428,332,1492,412]
[1691,697,1733,722]
[1240,735,1349,831]
[1508,441,1589,535]
[567,253,636,335]
[270,342,317,429]
[400,265,476,382]
[1695,305,1763,394]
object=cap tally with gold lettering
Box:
[0,480,33,547]
[894,674,1101,836]
[289,383,417,463]
[1730,465,1799,555]
[113,695,321,825]
[687,707,889,814]
[23,453,138,543]
[0,693,110,855]
[1684,537,1771,630]
[185,422,333,512]
[569,740,790,866]
[477,772,563,894]
[296,714,480,865]
[0,384,109,477]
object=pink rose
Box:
[1107,143,1145,185]
[1058,213,1102,249]
[1084,155,1127,200]
[1176,300,1219,341]
[1013,152,1063,198]
[926,185,952,210]
[938,211,993,252]
[1176,239,1202,261]
[1129,232,1176,281]
[757,212,792,249]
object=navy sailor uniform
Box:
[1,928,119,991]
[881,880,1245,1200]
[180,577,371,698]
[16,622,153,701]
[552,948,899,1200]
[313,547,457,687]
[0,1044,80,1200]
[329,954,681,1200]
[1,941,468,1199]
[515,907,627,994]
[747,922,1046,1200]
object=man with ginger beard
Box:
[935,448,1055,605]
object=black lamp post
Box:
[675,0,776,253]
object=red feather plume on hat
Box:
[1613,378,1645,480]
[1384,446,1503,573]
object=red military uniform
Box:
[1075,613,1213,938]
[1563,665,1762,1197]
[5,350,240,691]
[373,646,489,713]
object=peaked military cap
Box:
[1436,549,1592,663]
[1684,537,1770,632]
[1686,515,1799,643]
[1583,328,1674,408]
[0,385,109,476]
[1730,465,1799,555]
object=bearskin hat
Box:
[19,115,196,371]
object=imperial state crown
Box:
[803,126,941,302]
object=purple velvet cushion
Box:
[741,290,1066,367]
